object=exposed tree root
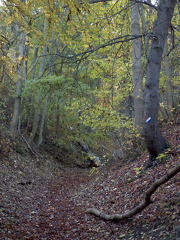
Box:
[86,163,180,221]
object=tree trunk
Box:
[35,30,56,147]
[10,31,27,137]
[164,40,173,118]
[131,2,144,136]
[140,3,150,58]
[144,0,176,167]
[28,19,48,146]
[28,90,41,145]
[54,102,60,157]
[159,94,169,121]
[36,94,48,147]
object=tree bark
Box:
[144,0,176,166]
[10,31,27,137]
[164,40,173,118]
[28,19,48,146]
[36,93,48,147]
[86,163,180,221]
[131,2,144,136]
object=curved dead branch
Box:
[86,163,180,221]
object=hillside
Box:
[0,120,180,240]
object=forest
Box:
[0,0,180,239]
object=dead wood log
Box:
[86,163,180,221]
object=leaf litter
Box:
[0,123,179,240]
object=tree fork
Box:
[86,163,180,221]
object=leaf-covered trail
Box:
[1,124,180,239]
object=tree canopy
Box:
[0,0,179,165]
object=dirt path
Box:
[1,123,180,239]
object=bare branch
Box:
[18,128,38,157]
[86,163,180,221]
[89,0,112,3]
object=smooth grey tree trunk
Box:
[144,0,176,167]
[159,40,173,121]
[131,2,144,136]
[28,19,48,146]
[54,102,60,157]
[164,40,173,118]
[36,33,55,147]
[10,31,27,137]
[36,94,48,146]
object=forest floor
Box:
[0,122,180,240]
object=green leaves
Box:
[1,0,179,159]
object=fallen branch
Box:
[86,163,180,221]
[18,129,38,157]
